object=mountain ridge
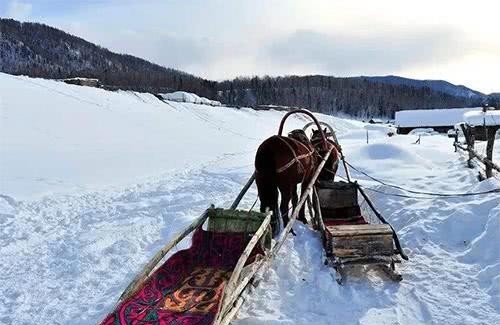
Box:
[1,18,497,115]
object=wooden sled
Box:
[100,207,272,325]
[314,181,408,284]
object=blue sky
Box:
[2,0,499,93]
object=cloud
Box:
[6,0,32,21]
[5,0,500,92]
[262,28,470,76]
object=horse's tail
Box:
[255,141,280,233]
[255,144,278,212]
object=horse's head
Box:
[288,129,311,146]
[311,128,331,143]
[310,128,340,180]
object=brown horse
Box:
[311,128,341,181]
[255,129,316,235]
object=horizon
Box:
[1,0,499,94]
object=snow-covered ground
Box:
[0,73,498,324]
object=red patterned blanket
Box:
[101,228,259,325]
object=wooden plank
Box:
[317,182,358,209]
[117,208,211,303]
[332,234,394,257]
[327,224,393,237]
[208,208,266,233]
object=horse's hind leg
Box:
[256,172,280,236]
[292,185,307,224]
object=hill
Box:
[361,75,485,99]
[0,18,217,97]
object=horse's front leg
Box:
[292,185,306,224]
[299,177,312,224]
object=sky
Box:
[1,0,499,93]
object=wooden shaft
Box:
[341,155,351,182]
[230,172,256,209]
[117,209,210,303]
[313,186,326,241]
[222,213,271,304]
[272,148,333,256]
[218,259,264,322]
[306,196,316,229]
[356,185,408,261]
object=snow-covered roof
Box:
[395,107,481,128]
[464,110,500,127]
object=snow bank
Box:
[159,91,197,103]
[464,110,500,126]
[395,107,481,127]
[159,91,221,106]
[357,143,425,163]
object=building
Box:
[395,107,481,134]
[63,77,100,88]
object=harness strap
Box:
[276,152,314,173]
[276,136,314,174]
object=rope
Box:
[344,161,500,198]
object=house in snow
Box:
[395,107,481,134]
[463,108,500,141]
[63,77,100,88]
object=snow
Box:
[408,128,440,136]
[395,107,481,128]
[464,110,500,127]
[1,73,499,325]
[158,91,221,106]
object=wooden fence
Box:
[454,124,500,179]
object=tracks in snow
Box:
[0,153,257,325]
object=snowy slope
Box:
[0,73,499,325]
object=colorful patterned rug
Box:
[101,227,261,325]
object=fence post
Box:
[460,124,475,168]
[485,126,498,178]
